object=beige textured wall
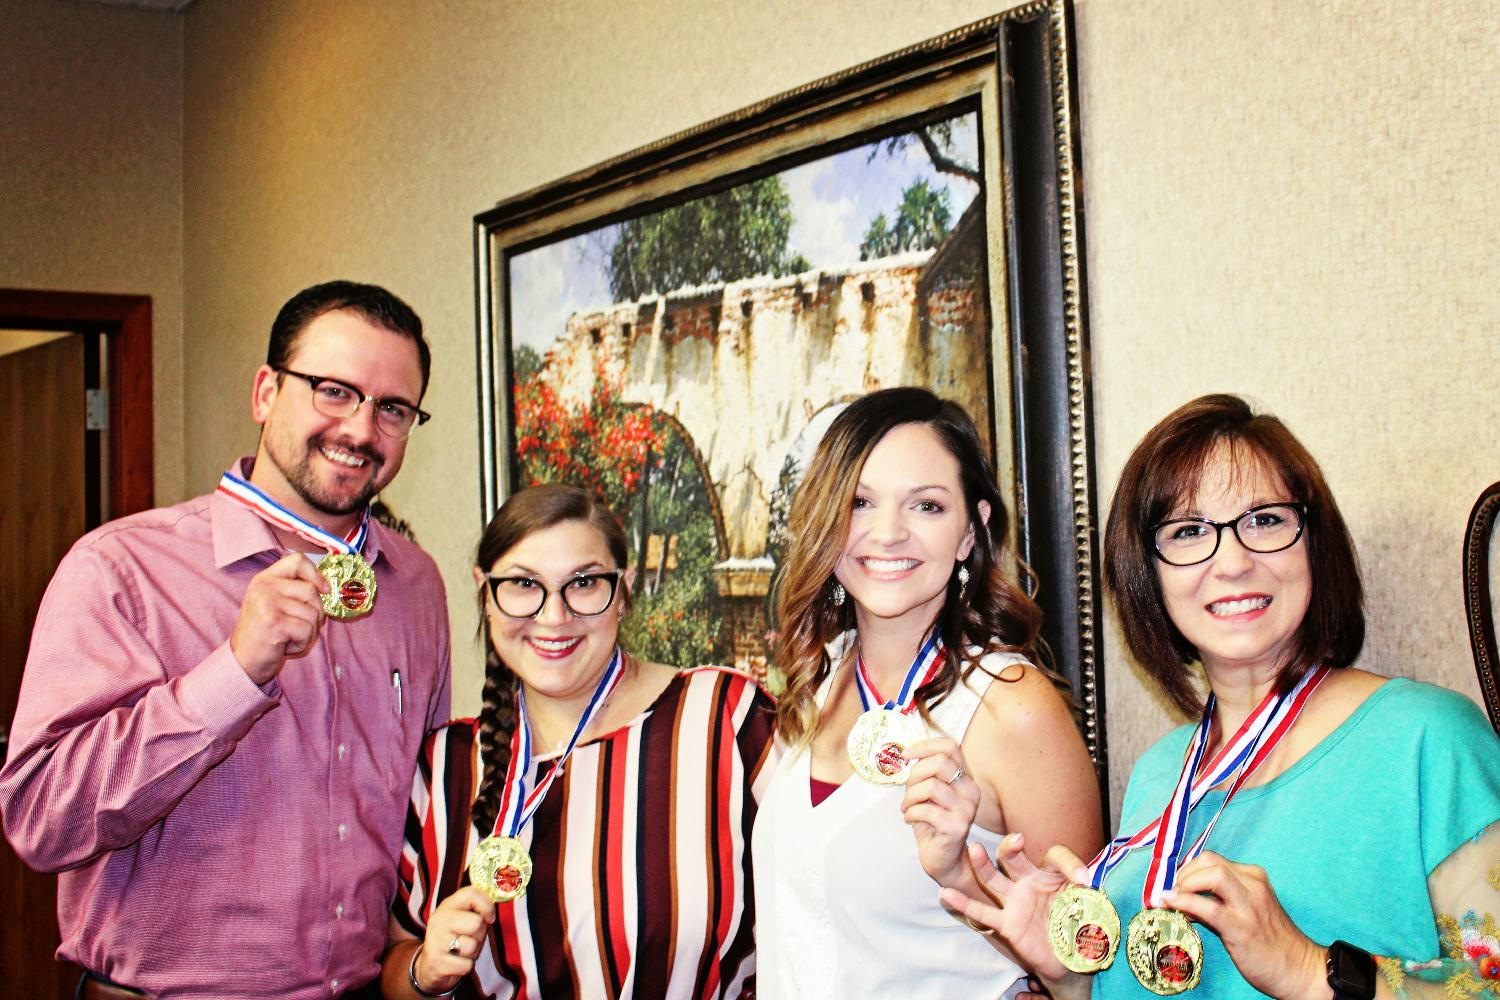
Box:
[1,0,185,504]
[175,0,1499,815]
[1077,0,1500,815]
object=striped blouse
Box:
[395,666,777,999]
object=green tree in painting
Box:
[608,176,811,301]
[619,420,724,668]
[859,178,953,260]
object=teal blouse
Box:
[1093,678,1500,1000]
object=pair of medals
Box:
[1046,665,1331,994]
[470,648,627,903]
[1047,887,1199,992]
[844,634,945,784]
[218,471,377,619]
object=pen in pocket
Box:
[392,670,403,716]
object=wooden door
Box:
[1,334,88,996]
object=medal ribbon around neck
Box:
[845,632,946,784]
[854,631,946,714]
[1135,664,1330,903]
[1074,665,1328,895]
[497,646,626,839]
[469,647,627,903]
[216,471,377,618]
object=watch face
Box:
[1329,942,1377,998]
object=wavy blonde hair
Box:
[772,388,1043,747]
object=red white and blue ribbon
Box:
[1082,665,1331,896]
[492,646,627,840]
[216,470,370,555]
[855,631,946,715]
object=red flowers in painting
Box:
[513,356,665,507]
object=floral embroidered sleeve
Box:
[1376,823,1500,999]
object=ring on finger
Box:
[447,936,462,955]
[947,764,966,785]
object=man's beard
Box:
[270,433,385,517]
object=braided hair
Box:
[470,484,629,834]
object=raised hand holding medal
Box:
[846,633,945,783]
[470,647,628,903]
[218,471,378,618]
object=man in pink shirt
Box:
[0,281,452,998]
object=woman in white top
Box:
[753,387,1103,998]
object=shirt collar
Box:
[211,457,392,571]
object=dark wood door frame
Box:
[0,289,154,516]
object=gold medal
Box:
[1126,907,1202,994]
[1048,884,1121,973]
[846,708,924,784]
[469,834,533,903]
[316,552,376,619]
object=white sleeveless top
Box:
[752,641,1030,999]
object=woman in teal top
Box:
[943,394,1500,1000]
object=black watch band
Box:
[1326,940,1377,1000]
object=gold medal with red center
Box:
[846,634,944,784]
[1048,884,1122,973]
[317,552,377,619]
[469,835,533,903]
[846,708,925,784]
[215,471,379,620]
[1126,907,1202,994]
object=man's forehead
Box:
[285,310,422,378]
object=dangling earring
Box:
[957,564,971,600]
[830,581,846,607]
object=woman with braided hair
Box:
[380,483,775,999]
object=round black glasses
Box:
[277,368,432,439]
[1151,502,1307,567]
[484,571,624,619]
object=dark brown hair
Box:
[1102,394,1364,716]
[267,280,431,398]
[772,387,1043,746]
[471,483,629,833]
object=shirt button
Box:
[334,664,342,680]
[338,743,347,760]
[336,903,345,918]
[331,980,340,992]
[337,823,348,840]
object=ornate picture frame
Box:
[474,0,1106,788]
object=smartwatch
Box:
[1326,940,1377,1000]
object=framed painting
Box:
[475,0,1106,784]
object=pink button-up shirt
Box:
[0,462,451,998]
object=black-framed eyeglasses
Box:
[1150,502,1307,567]
[484,570,624,619]
[276,368,432,439]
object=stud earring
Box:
[831,581,846,607]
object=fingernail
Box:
[1073,867,1089,883]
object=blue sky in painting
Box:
[509,111,980,357]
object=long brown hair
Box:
[1102,394,1364,716]
[471,483,629,834]
[772,387,1042,747]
